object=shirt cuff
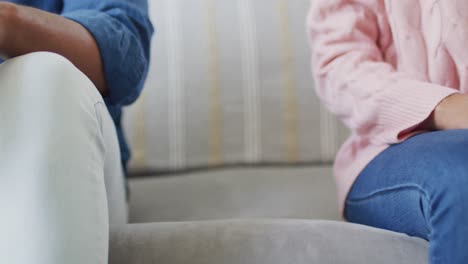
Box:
[63,9,147,106]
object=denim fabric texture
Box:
[346,129,468,264]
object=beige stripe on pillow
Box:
[278,0,299,162]
[205,0,224,165]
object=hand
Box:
[429,93,468,130]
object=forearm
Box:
[0,3,107,94]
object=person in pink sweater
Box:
[309,0,468,262]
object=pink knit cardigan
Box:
[308,0,464,212]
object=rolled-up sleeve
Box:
[62,0,154,106]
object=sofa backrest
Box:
[123,0,349,173]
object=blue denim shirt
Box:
[3,0,154,172]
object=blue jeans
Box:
[345,129,468,264]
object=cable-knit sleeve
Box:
[308,0,457,145]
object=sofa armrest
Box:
[109,220,427,264]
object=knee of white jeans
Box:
[0,52,103,108]
[0,52,107,159]
[0,53,110,262]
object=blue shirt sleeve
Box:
[61,0,154,106]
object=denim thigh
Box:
[345,129,468,240]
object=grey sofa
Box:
[112,0,429,263]
[109,167,428,263]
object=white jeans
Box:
[0,52,127,264]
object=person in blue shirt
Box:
[0,1,153,263]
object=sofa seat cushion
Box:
[129,166,340,222]
[110,220,428,264]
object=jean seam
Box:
[93,101,105,135]
[346,183,433,235]
[346,183,429,203]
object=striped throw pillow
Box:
[123,0,349,172]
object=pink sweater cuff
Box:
[376,80,458,144]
